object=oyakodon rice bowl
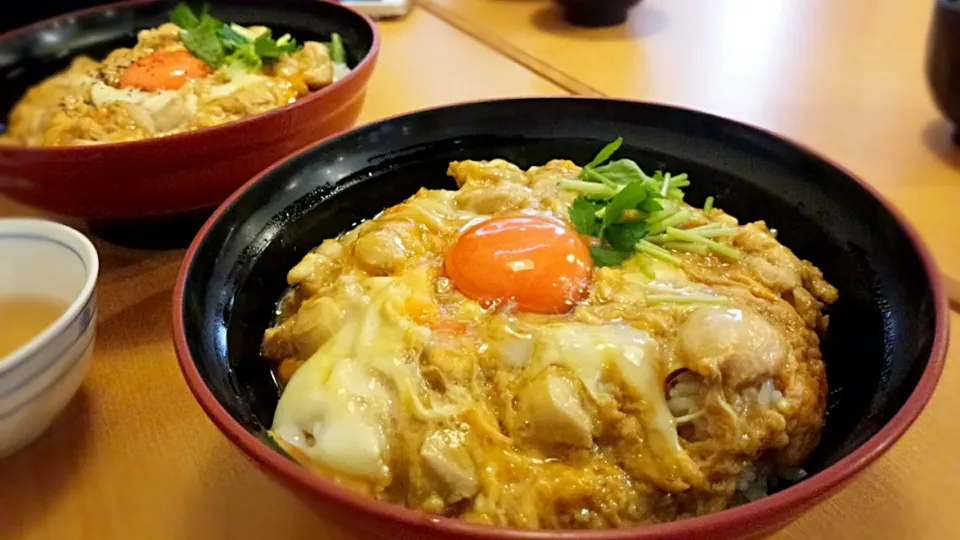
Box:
[259,139,838,530]
[1,3,350,147]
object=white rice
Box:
[735,462,808,504]
[665,373,802,504]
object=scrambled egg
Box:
[261,158,838,529]
[1,23,344,147]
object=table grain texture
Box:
[1,3,957,540]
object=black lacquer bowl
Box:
[173,98,948,540]
[554,0,642,27]
[928,0,960,140]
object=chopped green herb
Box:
[591,159,649,186]
[648,209,692,236]
[665,227,741,259]
[638,197,663,213]
[569,197,603,237]
[217,24,250,47]
[558,179,618,199]
[170,3,201,29]
[602,181,651,234]
[226,41,261,70]
[582,137,623,170]
[605,221,649,252]
[647,226,738,244]
[254,29,300,59]
[635,240,683,266]
[329,32,347,64]
[562,138,738,267]
[170,3,302,71]
[178,12,226,67]
[589,245,632,267]
[703,195,715,215]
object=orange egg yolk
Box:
[119,49,211,91]
[445,216,594,314]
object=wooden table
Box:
[1,3,957,539]
[421,0,960,307]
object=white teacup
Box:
[0,219,98,457]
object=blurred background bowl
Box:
[554,0,641,27]
[0,0,378,247]
[0,218,98,457]
[927,0,960,141]
[173,98,947,540]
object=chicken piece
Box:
[353,224,413,276]
[262,327,294,361]
[420,429,478,503]
[447,159,527,188]
[201,77,297,122]
[454,182,535,214]
[262,296,344,361]
[516,371,593,448]
[524,159,580,189]
[136,23,184,51]
[272,41,334,92]
[288,296,345,359]
[735,222,837,329]
[288,239,344,295]
[800,260,838,305]
[675,306,788,388]
[745,254,802,292]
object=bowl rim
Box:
[0,218,99,374]
[172,96,950,539]
[0,0,379,155]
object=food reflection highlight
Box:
[260,141,837,530]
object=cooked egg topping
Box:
[262,156,838,529]
[119,49,212,91]
[445,216,594,314]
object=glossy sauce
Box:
[0,296,68,358]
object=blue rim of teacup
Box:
[0,320,96,420]
[0,295,96,401]
[0,220,99,378]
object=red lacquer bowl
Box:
[174,98,949,540]
[0,0,378,222]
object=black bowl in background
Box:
[927,0,960,141]
[555,0,642,27]
[174,98,948,540]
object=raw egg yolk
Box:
[119,49,211,91]
[445,216,594,314]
